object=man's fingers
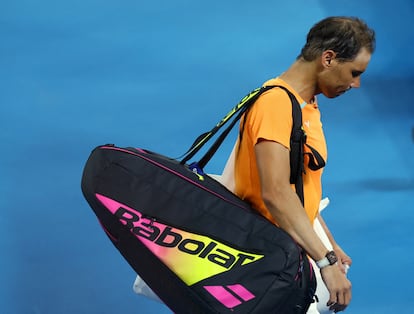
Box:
[329,303,347,313]
[327,283,352,312]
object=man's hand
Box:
[320,264,352,312]
[333,244,352,274]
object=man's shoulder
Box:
[261,77,303,106]
[255,85,295,111]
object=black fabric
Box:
[305,143,326,171]
[81,145,316,313]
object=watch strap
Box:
[316,257,330,269]
[316,250,337,269]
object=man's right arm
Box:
[254,140,351,312]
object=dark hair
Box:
[298,16,376,62]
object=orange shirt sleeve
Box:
[245,88,293,149]
[234,79,326,224]
[235,87,296,223]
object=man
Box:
[133,16,375,313]
[232,16,375,313]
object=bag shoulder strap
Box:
[180,85,320,204]
[274,86,306,204]
[180,85,276,165]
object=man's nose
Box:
[351,76,361,88]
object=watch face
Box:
[326,251,338,265]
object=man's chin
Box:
[324,93,340,99]
[322,90,344,98]
[332,90,347,98]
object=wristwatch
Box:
[316,251,338,269]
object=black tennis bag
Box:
[81,86,317,313]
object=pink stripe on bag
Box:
[204,286,242,308]
[226,284,255,301]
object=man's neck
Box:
[279,60,319,103]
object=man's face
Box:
[319,48,372,98]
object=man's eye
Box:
[352,71,362,77]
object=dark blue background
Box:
[1,1,413,313]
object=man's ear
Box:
[322,50,336,67]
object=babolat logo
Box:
[116,206,258,269]
[96,193,264,285]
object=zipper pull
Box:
[189,162,205,181]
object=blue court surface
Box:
[1,1,413,313]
